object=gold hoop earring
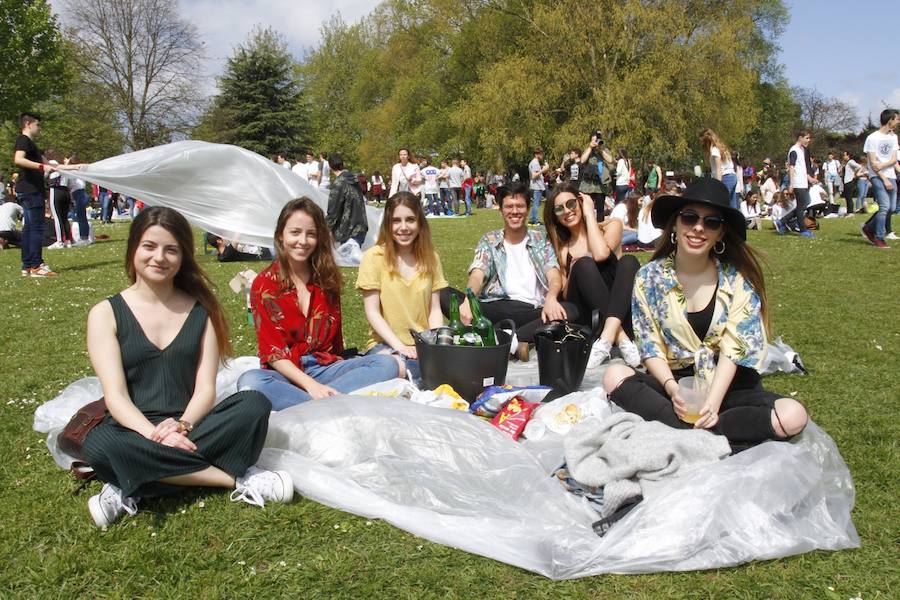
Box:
[670,232,676,245]
[714,240,725,254]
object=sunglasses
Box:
[553,198,578,215]
[678,210,725,231]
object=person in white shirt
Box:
[608,191,640,245]
[389,148,423,198]
[740,190,763,230]
[446,158,464,215]
[420,158,446,215]
[778,130,818,238]
[305,151,320,186]
[823,152,841,204]
[0,200,23,248]
[699,128,738,209]
[528,148,548,224]
[841,150,861,215]
[275,153,291,170]
[291,154,309,181]
[317,151,331,190]
[861,109,900,247]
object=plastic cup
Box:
[677,377,706,424]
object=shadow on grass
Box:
[64,259,123,272]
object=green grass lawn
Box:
[0,209,897,598]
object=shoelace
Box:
[121,496,139,516]
[230,482,266,507]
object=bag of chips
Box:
[490,397,540,440]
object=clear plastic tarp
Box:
[35,362,858,579]
[75,141,382,264]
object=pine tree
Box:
[198,26,310,158]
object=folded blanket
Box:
[565,413,731,516]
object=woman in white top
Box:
[609,191,641,245]
[740,190,763,229]
[614,148,631,204]
[637,190,663,247]
[388,149,423,196]
[760,169,778,208]
[699,128,738,210]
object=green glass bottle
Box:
[466,288,497,346]
[448,294,466,343]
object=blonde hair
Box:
[377,192,438,276]
[699,128,732,164]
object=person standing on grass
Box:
[440,182,577,361]
[860,109,899,248]
[446,158,464,215]
[528,148,548,224]
[823,152,842,205]
[389,148,423,198]
[777,130,818,238]
[81,207,292,528]
[699,128,738,210]
[325,153,368,247]
[12,112,82,277]
[842,150,862,216]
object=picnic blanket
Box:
[34,358,857,579]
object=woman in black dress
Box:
[81,207,292,528]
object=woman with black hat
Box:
[601,178,808,449]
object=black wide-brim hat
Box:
[651,178,747,240]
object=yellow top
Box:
[356,245,448,352]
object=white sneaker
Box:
[618,339,642,367]
[586,339,612,370]
[47,241,64,249]
[88,483,139,528]
[231,467,294,507]
[886,232,899,240]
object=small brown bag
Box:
[58,399,107,461]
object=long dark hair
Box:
[543,182,583,262]
[125,207,232,358]
[652,207,771,331]
[377,191,437,276]
[273,197,342,302]
[625,191,640,228]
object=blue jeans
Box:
[621,230,639,245]
[615,185,630,204]
[72,189,90,240]
[464,187,472,215]
[100,191,111,222]
[721,173,738,210]
[237,354,399,410]
[366,343,422,386]
[17,192,45,270]
[530,189,543,223]
[864,177,897,240]
[426,193,441,215]
[856,179,869,210]
[439,188,451,214]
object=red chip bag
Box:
[490,396,539,440]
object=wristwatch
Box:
[177,419,194,433]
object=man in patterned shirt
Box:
[439,182,576,358]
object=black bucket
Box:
[534,310,601,400]
[413,319,515,401]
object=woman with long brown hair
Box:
[543,182,642,368]
[237,198,397,409]
[699,128,739,209]
[602,179,808,450]
[356,192,447,380]
[81,207,291,528]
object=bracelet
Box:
[662,378,676,393]
[177,419,194,433]
[39,163,44,173]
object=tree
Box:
[62,0,204,149]
[793,87,859,136]
[195,26,310,159]
[0,0,69,122]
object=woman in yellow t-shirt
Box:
[356,192,447,379]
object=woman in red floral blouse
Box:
[237,198,398,409]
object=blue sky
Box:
[778,0,900,126]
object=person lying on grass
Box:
[356,191,447,381]
[82,207,293,529]
[237,198,398,410]
[602,179,809,451]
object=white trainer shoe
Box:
[618,339,642,368]
[886,232,899,240]
[88,483,139,528]
[47,241,65,249]
[231,467,294,507]
[586,339,613,370]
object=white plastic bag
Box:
[258,396,858,578]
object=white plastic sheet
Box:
[76,141,382,265]
[35,362,858,578]
[258,397,858,578]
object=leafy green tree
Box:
[196,27,310,159]
[0,0,69,123]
